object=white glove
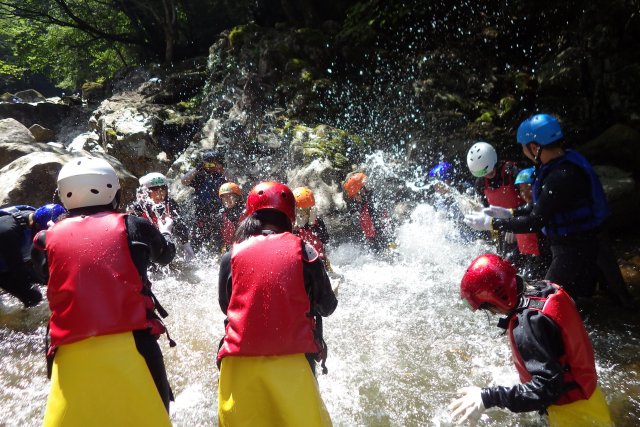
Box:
[183,242,195,263]
[463,212,493,231]
[158,217,174,234]
[448,386,485,425]
[504,231,516,244]
[482,205,513,219]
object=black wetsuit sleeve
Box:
[474,177,488,207]
[31,231,49,284]
[481,310,565,412]
[302,243,337,317]
[125,215,176,266]
[218,251,233,314]
[492,162,592,235]
[313,217,330,244]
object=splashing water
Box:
[1,204,639,426]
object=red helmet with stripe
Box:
[460,254,518,312]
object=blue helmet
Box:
[517,114,563,146]
[428,162,453,181]
[514,167,535,185]
[33,204,67,229]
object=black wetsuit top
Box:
[492,160,596,244]
[481,281,566,413]
[0,214,42,306]
[491,160,601,297]
[31,206,176,410]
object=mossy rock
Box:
[277,119,369,169]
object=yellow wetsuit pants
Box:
[43,332,171,427]
[218,353,332,427]
[547,385,613,427]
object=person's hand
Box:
[448,386,485,425]
[504,231,516,244]
[463,212,493,231]
[482,205,513,219]
[158,217,174,234]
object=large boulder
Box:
[0,118,36,146]
[14,89,46,103]
[0,151,138,209]
[29,124,56,142]
[594,165,640,232]
[579,124,640,179]
[0,141,66,170]
[0,102,71,132]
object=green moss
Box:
[498,96,517,116]
[228,25,247,49]
[475,111,496,123]
[105,128,117,138]
[274,119,370,169]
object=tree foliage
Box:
[0,0,252,91]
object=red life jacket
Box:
[295,222,325,259]
[42,212,152,350]
[516,233,541,256]
[360,203,377,239]
[484,162,539,256]
[508,284,597,405]
[217,232,318,360]
[483,162,524,209]
[221,211,236,247]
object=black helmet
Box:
[201,149,225,165]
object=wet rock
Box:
[67,131,103,153]
[0,142,62,168]
[0,151,137,208]
[28,124,56,143]
[579,124,640,178]
[0,118,36,146]
[0,92,17,102]
[594,165,640,231]
[82,82,106,104]
[0,151,71,206]
[13,89,46,103]
[147,71,207,104]
[0,101,71,131]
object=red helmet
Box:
[460,254,518,312]
[245,181,295,223]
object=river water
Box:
[1,203,639,426]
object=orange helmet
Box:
[245,181,295,223]
[293,186,315,209]
[343,172,367,199]
[219,182,242,197]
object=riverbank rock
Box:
[0,151,138,208]
[0,102,71,132]
[0,118,35,145]
[580,124,640,179]
[14,89,46,103]
[29,124,56,142]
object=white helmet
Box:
[57,157,121,210]
[467,142,498,178]
[139,172,168,188]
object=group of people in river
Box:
[0,112,633,426]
